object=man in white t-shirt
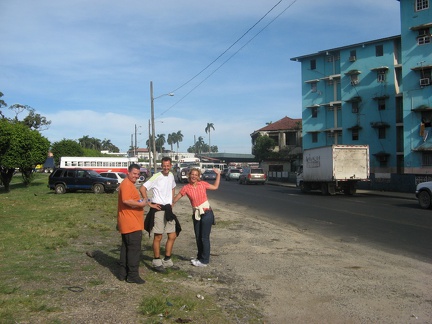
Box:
[140,157,177,272]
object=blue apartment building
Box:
[291,0,431,192]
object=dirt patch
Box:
[39,194,432,323]
[171,198,432,323]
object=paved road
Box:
[204,179,432,264]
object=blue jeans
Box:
[192,209,214,264]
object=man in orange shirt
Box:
[117,163,147,284]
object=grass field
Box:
[0,173,245,323]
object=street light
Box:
[150,80,174,174]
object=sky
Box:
[0,0,401,154]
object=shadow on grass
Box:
[86,249,120,278]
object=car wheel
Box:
[93,184,105,194]
[55,184,66,194]
[418,190,432,209]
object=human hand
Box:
[213,168,221,174]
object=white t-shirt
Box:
[143,172,176,205]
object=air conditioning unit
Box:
[349,56,356,62]
[420,78,430,86]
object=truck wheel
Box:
[321,183,329,195]
[55,184,66,194]
[93,184,105,194]
[299,182,308,193]
[418,190,432,209]
[328,183,336,196]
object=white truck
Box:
[296,145,370,195]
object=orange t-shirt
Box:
[117,178,144,234]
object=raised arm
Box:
[207,168,221,190]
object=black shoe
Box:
[126,277,146,284]
[153,265,167,273]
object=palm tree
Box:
[167,133,175,152]
[174,130,183,157]
[78,135,92,149]
[205,123,215,153]
[155,134,165,153]
[195,136,205,154]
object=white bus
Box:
[59,156,139,174]
[199,162,227,171]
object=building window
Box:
[311,132,318,143]
[349,50,356,62]
[376,45,384,57]
[378,99,386,110]
[310,59,316,70]
[377,70,386,82]
[311,82,317,92]
[422,152,432,166]
[350,74,359,85]
[419,68,432,86]
[418,29,431,45]
[378,127,386,139]
[312,107,318,118]
[352,101,359,113]
[352,128,359,141]
[416,0,429,11]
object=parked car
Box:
[136,167,150,185]
[202,169,217,181]
[221,168,229,178]
[48,168,118,194]
[99,172,126,184]
[238,167,267,185]
[226,168,241,181]
[415,181,432,209]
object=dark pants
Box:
[192,210,214,264]
[119,230,142,279]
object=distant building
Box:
[250,116,303,174]
[290,0,432,192]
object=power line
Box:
[158,0,298,118]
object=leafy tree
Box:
[0,120,50,191]
[205,123,215,153]
[51,139,84,166]
[252,135,276,161]
[8,104,51,130]
[0,91,7,118]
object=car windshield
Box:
[204,170,215,174]
[118,173,126,179]
[230,169,240,173]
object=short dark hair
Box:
[161,156,172,163]
[128,163,141,172]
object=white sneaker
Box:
[192,259,207,267]
[162,258,174,268]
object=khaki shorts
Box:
[152,210,176,234]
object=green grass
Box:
[0,173,250,323]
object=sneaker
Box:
[126,276,146,284]
[152,258,166,273]
[162,258,174,268]
[190,258,198,264]
[191,259,208,267]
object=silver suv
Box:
[238,168,266,185]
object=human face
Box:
[161,160,172,176]
[127,167,140,183]
[189,170,200,184]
